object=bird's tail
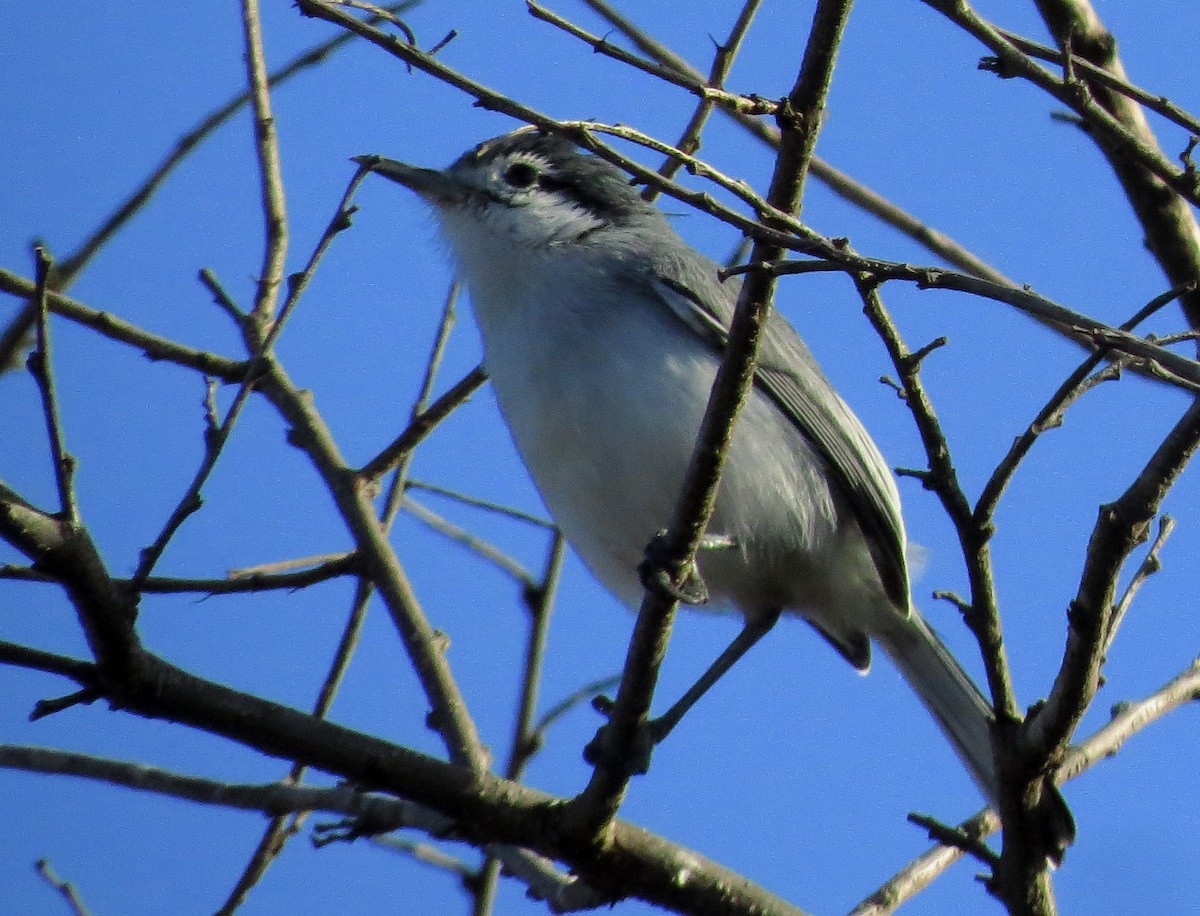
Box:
[875,608,998,801]
[875,608,1075,861]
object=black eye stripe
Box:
[461,140,651,226]
[535,174,618,220]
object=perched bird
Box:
[357,128,1070,850]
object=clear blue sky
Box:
[2,2,1198,914]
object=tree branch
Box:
[567,0,856,836]
[1025,398,1200,758]
[851,657,1200,914]
[240,0,289,324]
[921,0,1200,324]
[577,0,1016,285]
[27,246,79,524]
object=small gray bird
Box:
[358,129,1066,841]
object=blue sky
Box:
[2,2,1198,914]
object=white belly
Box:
[463,251,883,624]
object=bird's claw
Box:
[638,530,736,605]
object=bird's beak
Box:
[352,155,468,205]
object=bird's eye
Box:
[502,161,539,189]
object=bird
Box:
[356,127,1072,852]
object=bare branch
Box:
[27,246,79,524]
[1103,515,1174,655]
[907,812,999,869]
[768,261,1200,393]
[0,268,246,380]
[0,4,418,376]
[526,2,774,117]
[378,280,465,530]
[131,554,361,595]
[360,366,488,481]
[219,274,462,909]
[851,658,1200,914]
[578,0,1016,285]
[240,0,289,324]
[406,480,553,530]
[994,28,1200,138]
[653,0,765,194]
[921,0,1200,325]
[1026,398,1200,758]
[976,285,1192,525]
[217,577,375,914]
[568,0,855,836]
[402,497,538,591]
[128,167,365,590]
[35,859,91,916]
[0,640,96,686]
[474,531,567,914]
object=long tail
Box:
[874,608,998,802]
[875,608,1076,860]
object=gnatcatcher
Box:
[357,129,1071,850]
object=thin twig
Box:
[0,565,56,583]
[199,268,247,326]
[850,658,1200,914]
[241,0,289,323]
[1026,396,1200,768]
[402,497,537,591]
[559,120,822,244]
[766,262,1200,393]
[860,280,1068,891]
[54,2,418,288]
[230,552,354,578]
[406,480,553,529]
[1103,515,1174,656]
[526,2,774,118]
[0,267,246,380]
[0,4,418,375]
[577,0,1016,285]
[474,531,566,914]
[380,280,463,530]
[534,675,623,741]
[649,0,764,197]
[856,279,1018,716]
[0,744,449,827]
[976,285,1192,524]
[360,366,488,481]
[371,835,476,883]
[222,281,469,912]
[920,1,1200,207]
[35,859,91,916]
[217,579,375,915]
[0,640,96,685]
[131,554,360,594]
[907,813,999,869]
[922,0,1200,328]
[28,246,79,524]
[31,688,103,721]
[509,532,567,780]
[995,28,1200,138]
[129,168,367,590]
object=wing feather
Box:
[649,267,910,610]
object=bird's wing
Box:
[649,264,910,611]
